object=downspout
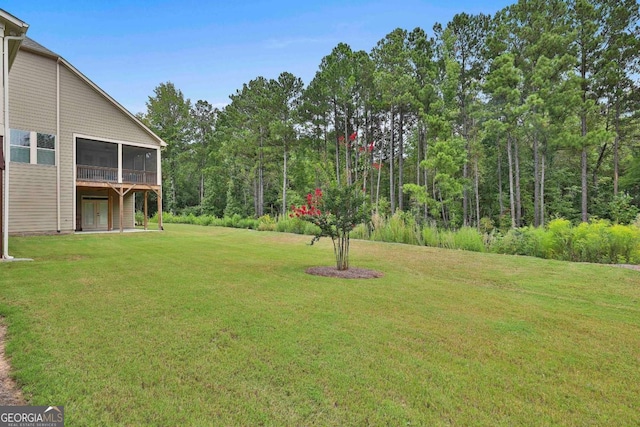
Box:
[56,60,61,232]
[2,33,26,259]
[0,23,4,259]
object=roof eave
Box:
[0,9,29,68]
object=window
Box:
[10,129,30,163]
[37,133,56,165]
[9,129,56,165]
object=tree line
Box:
[139,0,640,230]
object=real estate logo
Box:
[0,406,64,427]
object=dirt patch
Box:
[0,322,25,405]
[306,266,384,279]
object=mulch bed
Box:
[305,266,384,279]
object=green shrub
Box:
[135,211,145,226]
[572,220,612,263]
[370,211,421,245]
[422,224,440,248]
[303,222,321,236]
[437,229,456,250]
[520,226,546,259]
[546,218,574,261]
[609,223,640,263]
[195,215,216,226]
[479,217,495,234]
[490,229,523,255]
[350,223,370,240]
[276,216,307,234]
[452,227,485,252]
[609,193,639,224]
[257,215,277,232]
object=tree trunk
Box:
[333,101,341,185]
[474,154,480,231]
[514,137,522,227]
[507,133,516,229]
[613,98,620,196]
[422,124,429,221]
[323,121,328,163]
[170,177,177,215]
[200,171,205,207]
[282,145,288,215]
[375,130,383,213]
[344,105,352,186]
[389,110,396,213]
[258,132,264,217]
[497,137,504,216]
[463,143,469,227]
[533,131,540,227]
[540,148,546,226]
[253,178,258,216]
[581,145,588,222]
[439,188,447,228]
[580,43,589,223]
[398,108,404,212]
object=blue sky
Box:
[5,1,513,114]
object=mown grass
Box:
[1,224,639,426]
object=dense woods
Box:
[140,0,640,230]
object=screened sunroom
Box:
[74,136,162,232]
[75,137,159,185]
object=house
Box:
[1,9,165,258]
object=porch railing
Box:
[77,165,157,185]
[77,165,118,182]
[122,169,158,184]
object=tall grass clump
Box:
[421,225,484,252]
[275,215,308,235]
[421,223,440,248]
[370,212,422,245]
[490,218,640,264]
[453,227,486,252]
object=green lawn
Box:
[1,224,639,426]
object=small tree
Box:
[292,184,369,270]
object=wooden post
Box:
[108,190,113,231]
[107,183,136,233]
[157,192,163,231]
[119,187,124,233]
[143,190,148,230]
